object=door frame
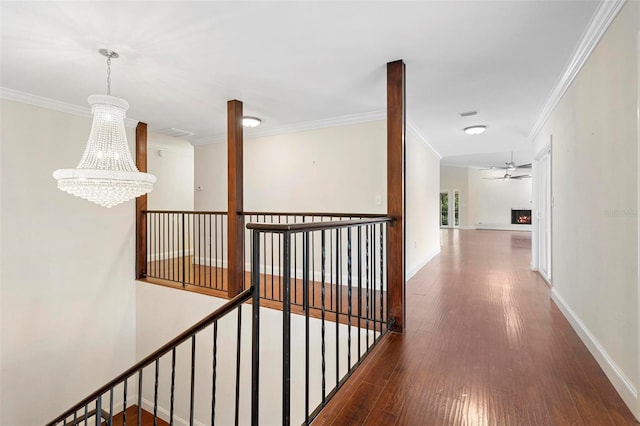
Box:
[532,140,552,285]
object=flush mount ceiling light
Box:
[242,116,261,128]
[53,49,156,208]
[463,125,487,135]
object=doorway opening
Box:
[440,189,459,228]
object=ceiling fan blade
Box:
[511,174,532,179]
[516,163,532,169]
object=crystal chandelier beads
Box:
[53,50,156,208]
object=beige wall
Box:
[147,134,194,211]
[406,128,441,277]
[532,1,639,416]
[195,120,387,214]
[194,120,440,278]
[0,99,137,425]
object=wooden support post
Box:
[228,100,245,297]
[135,122,148,280]
[387,60,406,333]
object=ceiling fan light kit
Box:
[482,152,532,180]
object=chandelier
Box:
[53,49,156,208]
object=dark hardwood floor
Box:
[101,405,169,426]
[313,229,639,425]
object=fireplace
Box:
[511,209,532,225]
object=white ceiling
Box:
[1,1,601,166]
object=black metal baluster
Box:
[154,359,159,426]
[278,216,282,302]
[214,214,218,289]
[380,223,384,334]
[329,229,333,311]
[212,320,218,425]
[251,230,261,426]
[321,230,326,402]
[208,214,212,288]
[293,216,297,305]
[188,214,192,285]
[357,226,362,360]
[372,224,377,337]
[170,348,175,426]
[347,227,352,370]
[221,215,225,291]
[235,307,242,426]
[335,229,340,387]
[282,231,291,426]
[190,335,196,426]
[95,396,101,426]
[366,225,370,348]
[83,404,87,426]
[270,216,274,300]
[260,216,265,299]
[303,231,310,424]
[181,214,186,287]
[160,213,165,280]
[311,218,316,309]
[137,369,142,426]
[122,380,127,426]
[109,388,113,426]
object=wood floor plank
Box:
[313,230,639,425]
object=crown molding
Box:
[407,119,442,160]
[191,109,387,145]
[528,0,627,143]
[0,87,139,128]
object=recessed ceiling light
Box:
[464,125,486,135]
[242,116,261,128]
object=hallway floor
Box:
[314,229,638,425]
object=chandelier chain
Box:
[106,56,112,95]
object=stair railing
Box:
[248,216,391,425]
[46,287,260,426]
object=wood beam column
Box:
[227,100,244,297]
[387,60,406,333]
[135,122,148,280]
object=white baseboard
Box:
[149,249,194,262]
[474,223,532,232]
[406,247,440,280]
[551,288,638,417]
[141,398,202,426]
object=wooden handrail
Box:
[144,210,384,218]
[243,211,385,218]
[246,217,391,233]
[47,288,254,426]
[145,210,227,215]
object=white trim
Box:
[141,398,197,426]
[407,120,442,160]
[528,0,627,143]
[551,288,638,414]
[193,256,228,268]
[406,247,440,281]
[474,224,532,232]
[0,87,138,128]
[149,249,194,262]
[191,110,387,145]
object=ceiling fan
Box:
[484,152,532,180]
